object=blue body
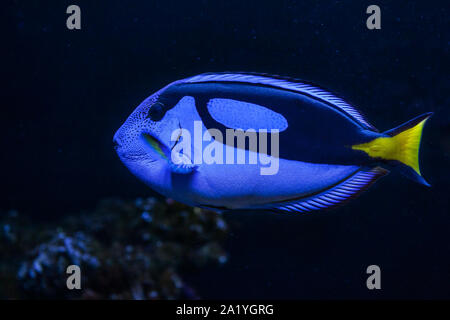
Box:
[114,73,389,212]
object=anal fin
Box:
[265,167,389,213]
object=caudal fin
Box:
[352,112,432,186]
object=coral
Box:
[0,198,228,299]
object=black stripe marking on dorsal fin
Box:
[183,72,377,131]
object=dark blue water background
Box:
[4,0,450,298]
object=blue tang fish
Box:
[113,72,431,213]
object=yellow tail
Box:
[352,113,432,185]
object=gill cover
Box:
[352,113,432,186]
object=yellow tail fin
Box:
[352,113,432,185]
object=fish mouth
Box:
[112,131,122,151]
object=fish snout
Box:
[112,138,119,150]
[112,131,122,151]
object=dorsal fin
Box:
[184,72,377,131]
[262,167,388,213]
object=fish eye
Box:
[146,102,165,121]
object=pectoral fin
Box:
[142,133,197,174]
[168,151,197,174]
